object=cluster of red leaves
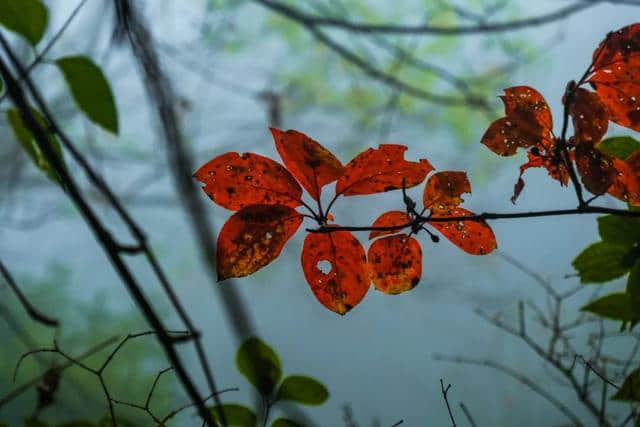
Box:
[482,23,640,204]
[195,129,496,315]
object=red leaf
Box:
[589,23,640,131]
[367,234,422,295]
[574,143,615,196]
[194,152,302,211]
[423,171,471,214]
[428,208,497,255]
[301,230,369,315]
[270,128,344,200]
[569,88,609,144]
[217,205,302,280]
[608,152,640,205]
[481,86,554,156]
[335,144,433,196]
[369,211,412,240]
[511,152,570,204]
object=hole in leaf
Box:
[316,260,332,275]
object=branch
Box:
[440,379,457,427]
[255,0,596,35]
[0,260,59,327]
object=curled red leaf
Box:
[608,152,640,205]
[574,143,615,196]
[369,211,412,240]
[335,144,433,196]
[301,229,369,315]
[217,205,302,281]
[270,128,344,200]
[367,234,422,295]
[428,208,497,255]
[423,171,471,214]
[511,152,570,204]
[194,152,302,210]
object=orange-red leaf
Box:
[608,152,640,205]
[270,128,344,200]
[481,86,554,156]
[589,23,640,131]
[569,88,609,144]
[217,205,302,281]
[423,171,471,214]
[428,208,497,255]
[511,152,570,204]
[575,143,615,196]
[367,234,422,295]
[194,152,302,211]
[301,230,369,315]
[369,211,412,240]
[335,144,433,196]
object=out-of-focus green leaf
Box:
[7,108,65,183]
[581,293,636,321]
[57,421,95,427]
[0,0,48,45]
[271,419,303,427]
[598,215,640,246]
[597,136,640,160]
[572,242,634,283]
[209,404,257,427]
[96,416,137,427]
[613,368,640,402]
[56,56,118,134]
[24,418,49,427]
[628,260,640,304]
[276,375,329,406]
[236,337,282,395]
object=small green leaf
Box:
[597,136,640,160]
[0,0,48,45]
[56,56,118,134]
[598,215,640,247]
[236,337,282,395]
[209,404,257,427]
[581,293,636,321]
[613,368,640,401]
[276,375,329,406]
[272,419,303,427]
[572,242,633,283]
[7,108,65,183]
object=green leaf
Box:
[276,375,329,406]
[96,417,136,427]
[209,404,257,427]
[628,260,640,304]
[272,419,303,427]
[0,0,48,45]
[598,215,640,247]
[597,136,640,160]
[57,422,95,427]
[236,337,282,395]
[55,56,118,134]
[581,293,636,321]
[7,108,65,183]
[613,368,640,401]
[572,242,634,283]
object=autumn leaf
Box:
[300,230,369,315]
[194,152,302,210]
[608,152,640,205]
[511,151,570,204]
[367,234,422,294]
[589,23,640,131]
[369,211,412,240]
[574,143,615,196]
[217,205,302,280]
[481,86,554,156]
[428,208,497,255]
[423,171,471,214]
[270,128,344,200]
[569,88,609,144]
[335,144,433,196]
